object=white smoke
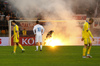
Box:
[8,0,96,45]
[8,0,74,19]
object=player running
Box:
[11,21,25,53]
[82,18,94,58]
[33,20,44,51]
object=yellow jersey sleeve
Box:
[88,29,93,38]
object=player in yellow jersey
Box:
[11,21,25,53]
[82,18,94,58]
[22,28,27,36]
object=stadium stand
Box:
[0,0,100,37]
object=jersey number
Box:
[37,27,41,32]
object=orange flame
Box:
[45,37,64,47]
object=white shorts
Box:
[35,35,42,42]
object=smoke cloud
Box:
[8,0,96,45]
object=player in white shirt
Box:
[33,20,44,51]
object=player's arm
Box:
[88,30,94,41]
[33,27,36,35]
[85,23,93,38]
[41,26,44,35]
[16,26,19,39]
[16,31,19,39]
[87,25,94,41]
[88,30,93,38]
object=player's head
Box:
[89,18,94,24]
[11,21,16,25]
[36,20,39,24]
[50,30,54,32]
[50,30,54,33]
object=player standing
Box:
[33,20,44,51]
[12,21,25,53]
[82,18,94,58]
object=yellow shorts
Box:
[13,36,19,43]
[84,38,92,44]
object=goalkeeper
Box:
[46,30,54,39]
[81,18,94,58]
[44,30,54,45]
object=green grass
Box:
[0,46,100,66]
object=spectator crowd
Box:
[0,0,100,37]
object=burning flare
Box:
[45,37,64,47]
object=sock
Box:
[36,46,38,50]
[83,47,86,56]
[40,45,42,50]
[18,44,24,50]
[14,44,17,53]
[87,46,91,55]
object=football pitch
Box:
[0,46,100,66]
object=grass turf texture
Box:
[0,46,100,66]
